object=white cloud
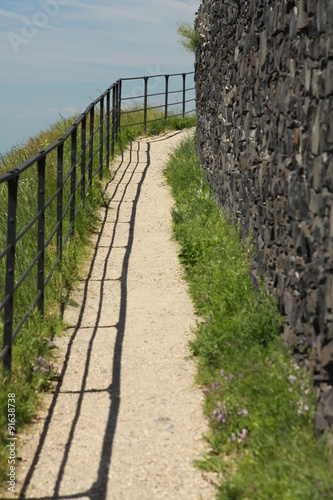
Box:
[0,8,27,23]
[0,0,200,153]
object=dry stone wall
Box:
[195,0,333,432]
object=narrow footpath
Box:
[7,129,214,500]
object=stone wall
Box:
[194,0,333,432]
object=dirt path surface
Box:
[5,129,215,500]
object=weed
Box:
[177,22,201,53]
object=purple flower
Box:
[229,374,234,382]
[250,270,261,292]
[231,433,237,442]
[242,409,249,417]
[220,369,225,377]
[238,428,248,443]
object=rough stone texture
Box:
[195,0,333,433]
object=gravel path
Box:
[4,129,215,500]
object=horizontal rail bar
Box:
[0,294,11,316]
[12,290,43,342]
[13,249,42,293]
[0,344,10,362]
[120,71,194,81]
[0,70,195,375]
[0,243,12,262]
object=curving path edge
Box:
[3,129,215,500]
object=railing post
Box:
[165,75,169,120]
[89,107,94,187]
[115,83,119,139]
[106,90,111,170]
[144,76,148,135]
[70,128,77,236]
[81,116,86,202]
[57,142,64,263]
[37,156,45,316]
[99,97,104,179]
[117,79,122,136]
[3,177,18,374]
[111,85,116,158]
[182,73,186,119]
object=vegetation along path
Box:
[5,129,214,500]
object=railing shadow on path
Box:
[17,136,157,500]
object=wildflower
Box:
[250,269,260,291]
[238,428,248,443]
[226,341,231,347]
[242,409,249,417]
[288,375,297,384]
[304,404,309,411]
[231,433,237,442]
[229,374,234,382]
[220,369,225,377]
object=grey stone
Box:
[195,0,333,434]
[296,0,309,31]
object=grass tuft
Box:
[164,134,333,499]
[177,22,201,53]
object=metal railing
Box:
[0,71,195,374]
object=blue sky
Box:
[0,0,200,156]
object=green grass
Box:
[164,134,333,499]
[0,107,195,484]
[117,106,195,149]
[177,22,201,53]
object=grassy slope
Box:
[164,134,333,499]
[0,109,195,484]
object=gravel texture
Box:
[3,129,215,500]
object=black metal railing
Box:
[120,72,195,133]
[0,71,195,374]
